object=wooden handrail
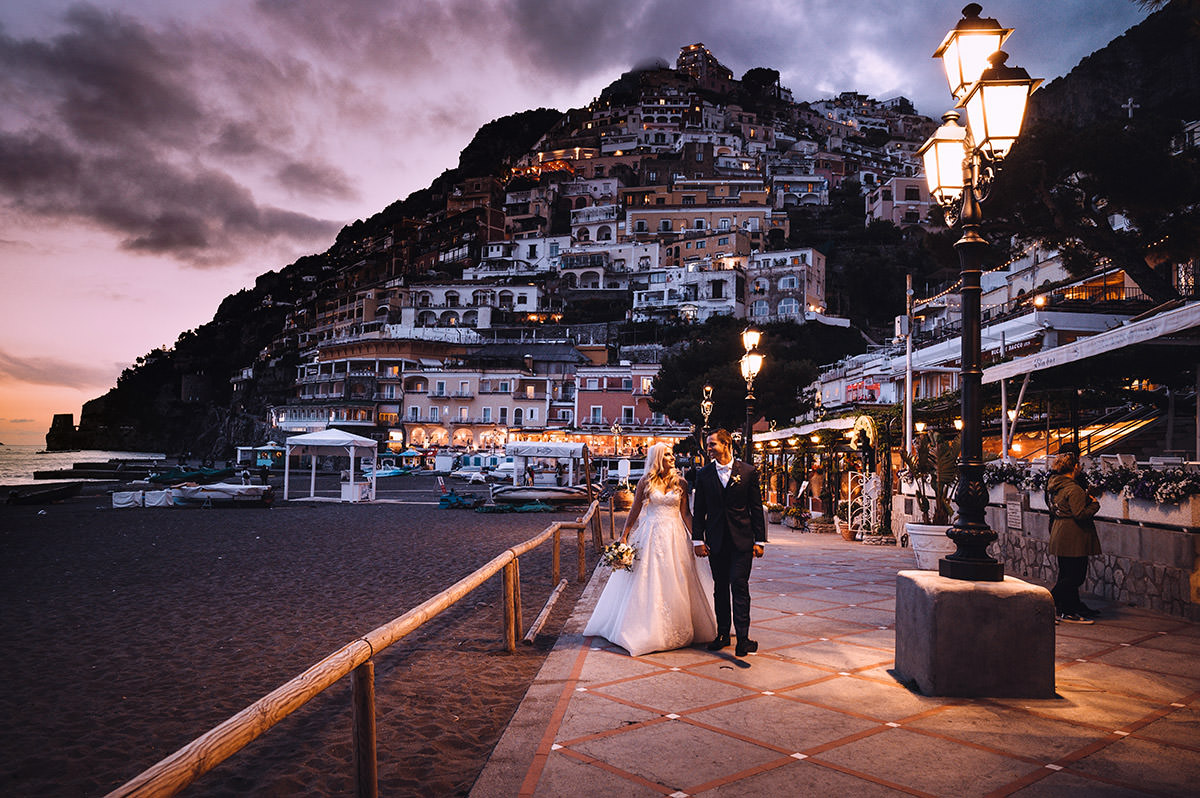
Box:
[106,504,597,798]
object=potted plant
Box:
[899,432,959,569]
[767,503,784,524]
[783,506,807,529]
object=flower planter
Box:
[611,490,633,510]
[767,510,783,524]
[1095,491,1126,521]
[987,484,1011,505]
[905,523,955,570]
[784,515,803,529]
[1028,491,1047,511]
[1126,495,1200,527]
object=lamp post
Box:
[739,328,764,463]
[918,3,1040,582]
[610,421,622,457]
[700,383,714,437]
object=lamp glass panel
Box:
[940,30,1005,98]
[965,81,1030,159]
[919,123,967,201]
[741,328,762,350]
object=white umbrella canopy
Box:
[284,429,378,501]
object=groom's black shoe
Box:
[706,634,730,651]
[735,638,758,657]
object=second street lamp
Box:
[739,328,764,463]
[918,3,1040,582]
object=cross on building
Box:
[1122,97,1140,120]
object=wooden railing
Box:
[106,501,605,798]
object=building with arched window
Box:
[747,247,826,321]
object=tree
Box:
[987,116,1199,303]
[648,317,865,431]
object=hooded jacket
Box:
[1047,472,1102,557]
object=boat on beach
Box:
[170,482,274,507]
[488,442,597,504]
[7,482,83,505]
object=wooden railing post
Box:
[512,557,523,641]
[591,511,602,553]
[608,496,615,541]
[576,529,586,582]
[502,560,518,652]
[552,528,561,586]
[352,660,379,798]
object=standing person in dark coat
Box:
[691,429,767,657]
[1047,452,1102,623]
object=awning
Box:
[754,416,856,442]
[983,301,1200,383]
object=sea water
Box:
[0,445,167,486]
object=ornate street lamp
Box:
[610,421,622,456]
[700,383,714,436]
[918,3,1040,582]
[739,328,764,462]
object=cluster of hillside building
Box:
[244,43,1193,458]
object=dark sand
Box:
[0,474,610,796]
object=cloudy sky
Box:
[0,0,1150,445]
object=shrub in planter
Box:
[766,504,784,523]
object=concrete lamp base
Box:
[894,570,1056,698]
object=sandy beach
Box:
[0,474,608,796]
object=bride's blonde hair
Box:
[643,443,682,493]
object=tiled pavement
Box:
[472,522,1200,797]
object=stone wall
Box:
[892,492,1199,621]
[985,505,1199,622]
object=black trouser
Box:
[1052,556,1089,613]
[710,540,754,639]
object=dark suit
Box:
[692,460,766,640]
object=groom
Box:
[692,429,766,657]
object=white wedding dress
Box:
[584,487,717,656]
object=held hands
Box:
[693,543,709,558]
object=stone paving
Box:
[472,523,1200,797]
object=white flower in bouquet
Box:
[601,541,638,571]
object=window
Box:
[517,295,528,305]
[622,406,635,423]
[718,236,729,245]
[430,406,440,422]
[711,280,724,299]
[641,377,653,393]
[659,220,672,231]
[752,278,768,294]
[528,244,538,258]
[696,240,705,248]
[435,380,446,395]
[905,186,921,201]
[514,408,523,425]
[778,275,798,289]
[695,151,704,162]
[622,377,633,390]
[458,407,468,421]
[718,218,731,230]
[594,166,604,177]
[549,242,559,257]
[482,407,492,422]
[778,297,800,315]
[526,384,535,398]
[635,219,647,232]
[499,381,510,392]
[647,170,657,181]
[590,406,603,423]
[682,195,695,205]
[752,299,769,317]
[409,406,419,420]
[499,407,508,424]
[586,378,599,390]
[650,272,667,283]
[459,380,469,394]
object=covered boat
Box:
[171,482,274,507]
[489,442,596,504]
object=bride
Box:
[584,443,717,656]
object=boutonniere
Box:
[728,473,742,486]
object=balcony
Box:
[452,391,475,399]
[512,391,548,401]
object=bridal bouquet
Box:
[601,541,639,571]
